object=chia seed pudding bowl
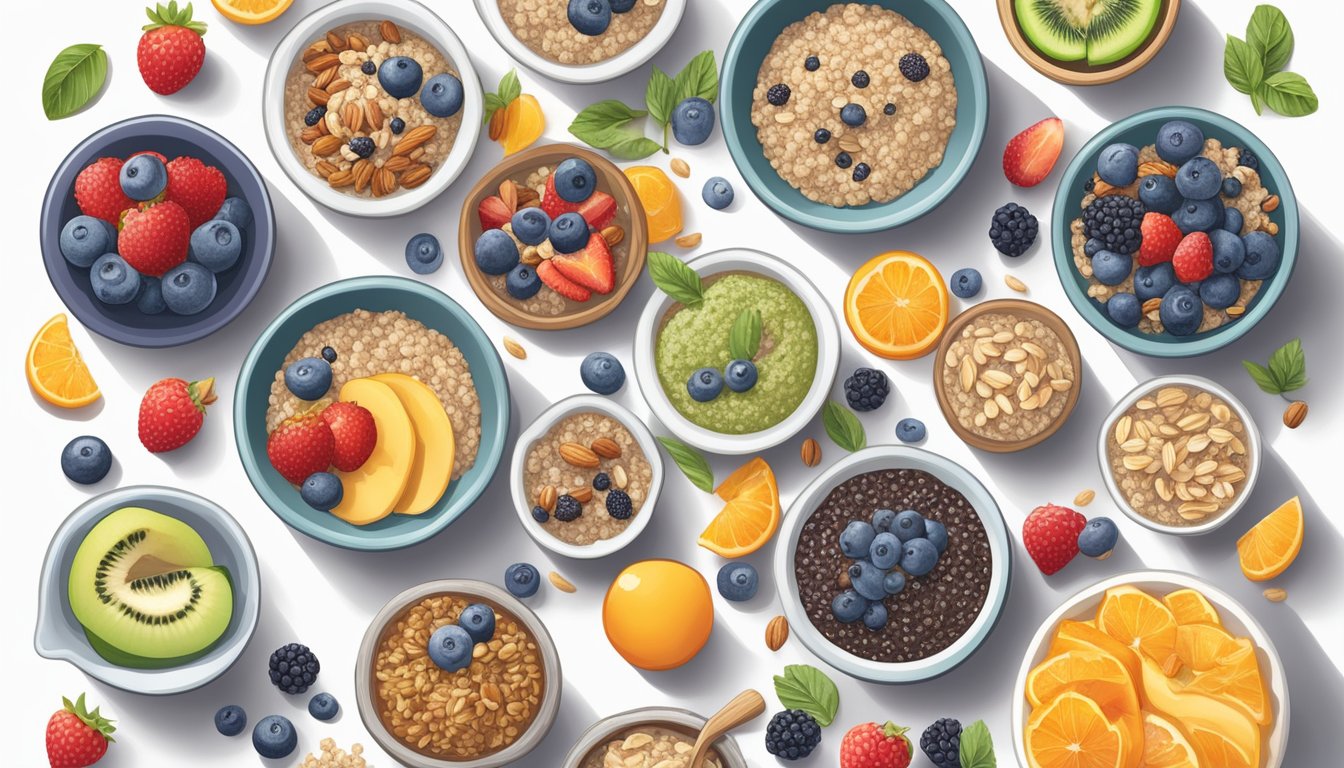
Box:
[560,707,748,768]
[773,446,1012,683]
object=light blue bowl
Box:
[1053,106,1298,357]
[233,277,510,551]
[34,486,261,695]
[720,0,988,233]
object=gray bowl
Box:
[561,707,748,768]
[40,115,276,347]
[34,486,261,695]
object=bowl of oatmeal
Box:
[721,0,987,233]
[473,0,686,84]
[263,0,482,217]
[561,707,749,768]
[1053,107,1298,357]
[511,395,662,559]
[355,579,561,767]
[233,276,510,551]
[1098,375,1260,536]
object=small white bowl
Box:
[1098,374,1260,536]
[473,0,686,84]
[262,0,483,217]
[510,395,663,559]
[1012,570,1289,768]
[633,247,841,456]
[561,707,749,768]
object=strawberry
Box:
[119,200,190,276]
[321,401,377,472]
[267,411,336,484]
[537,259,591,302]
[551,233,616,294]
[541,176,617,229]
[477,194,514,230]
[1023,503,1086,575]
[46,694,115,768]
[74,158,135,225]
[839,721,912,768]
[137,1,207,96]
[1137,212,1182,266]
[164,156,227,228]
[1172,231,1214,283]
[138,377,215,452]
[1003,117,1064,187]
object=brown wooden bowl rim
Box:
[995,0,1182,86]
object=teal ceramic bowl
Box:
[1052,106,1298,357]
[233,277,510,551]
[720,0,987,233]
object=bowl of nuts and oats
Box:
[263,0,482,217]
[355,579,561,767]
[562,707,748,768]
[1098,374,1260,535]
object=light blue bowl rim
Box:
[1051,105,1299,358]
[232,275,511,551]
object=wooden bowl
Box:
[457,143,647,330]
[995,0,1181,86]
[932,299,1083,453]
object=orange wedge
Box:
[1163,588,1222,627]
[1185,721,1257,768]
[698,458,779,558]
[1096,586,1178,664]
[26,314,100,408]
[1237,496,1303,581]
[211,0,293,24]
[1026,650,1142,756]
[1140,712,1200,768]
[625,165,682,242]
[1174,623,1253,673]
[1025,691,1128,768]
[1048,620,1141,690]
[844,251,948,359]
[500,94,544,156]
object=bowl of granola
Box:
[263,0,482,217]
[561,707,749,768]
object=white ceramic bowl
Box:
[633,247,841,455]
[473,0,686,84]
[772,446,1012,684]
[1098,374,1261,536]
[561,707,749,768]
[510,394,664,559]
[1011,571,1289,768]
[262,0,483,217]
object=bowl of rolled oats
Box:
[561,707,749,768]
[263,0,482,217]
[1098,374,1260,535]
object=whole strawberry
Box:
[137,1,207,95]
[321,401,377,472]
[839,721,912,768]
[1137,212,1181,267]
[46,694,115,768]
[74,158,135,225]
[1023,503,1086,575]
[119,200,190,276]
[165,156,228,228]
[268,411,336,485]
[138,377,216,452]
[1172,231,1214,283]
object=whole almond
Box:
[303,41,332,62]
[675,232,703,249]
[590,438,622,459]
[352,159,375,193]
[1263,587,1287,602]
[499,179,519,212]
[312,135,343,156]
[1283,400,1307,429]
[400,164,433,189]
[380,20,402,43]
[305,53,340,73]
[516,186,540,208]
[488,109,506,141]
[537,485,557,513]
[1074,489,1095,507]
[300,126,323,144]
[1137,160,1177,178]
[1005,274,1029,293]
[670,157,690,178]
[314,160,339,178]
[325,31,347,51]
[612,465,628,489]
[365,100,385,131]
[503,336,526,360]
[347,33,368,51]
[569,486,594,504]
[383,155,412,173]
[393,124,436,156]
[765,615,789,651]
[327,169,355,188]
[372,167,396,197]
[1142,297,1163,316]
[341,101,364,134]
[601,225,625,248]
[549,571,577,593]
[327,78,352,95]
[559,442,601,468]
[801,437,821,467]
[313,66,337,90]
[308,87,331,106]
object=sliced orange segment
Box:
[1237,496,1303,581]
[1048,620,1141,690]
[843,251,948,359]
[625,165,682,242]
[1140,712,1200,768]
[1185,721,1257,768]
[26,314,100,408]
[1163,588,1221,627]
[1096,586,1178,664]
[1026,650,1142,757]
[1025,691,1127,768]
[1174,623,1253,673]
[501,94,544,156]
[698,458,779,557]
[211,0,293,24]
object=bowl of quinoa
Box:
[510,395,663,559]
[561,707,748,768]
[233,276,510,551]
[721,0,987,233]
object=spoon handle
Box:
[689,689,766,768]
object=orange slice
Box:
[1185,721,1257,768]
[1174,623,1253,673]
[625,165,682,242]
[26,314,100,408]
[1026,650,1142,756]
[1025,691,1128,768]
[1163,588,1221,626]
[1047,620,1141,690]
[1237,496,1303,581]
[697,458,779,557]
[211,0,293,24]
[1140,712,1200,768]
[501,94,544,156]
[843,251,948,359]
[1096,586,1178,664]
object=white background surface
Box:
[9,0,1342,765]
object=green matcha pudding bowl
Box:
[634,248,840,455]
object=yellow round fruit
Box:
[603,560,712,670]
[211,0,293,24]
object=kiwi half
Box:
[1015,0,1161,66]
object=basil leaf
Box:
[570,99,646,135]
[647,250,704,307]
[959,720,996,768]
[1241,360,1282,394]
[656,436,713,493]
[593,130,664,160]
[728,309,762,360]
[498,69,521,106]
[1260,71,1318,117]
[674,50,718,103]
[42,43,107,120]
[1248,4,1294,74]
[773,665,839,727]
[1267,337,1307,391]
[823,401,866,453]
[1223,34,1264,97]
[646,65,677,127]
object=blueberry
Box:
[1222,177,1242,198]
[839,520,877,558]
[1200,273,1241,309]
[814,128,831,144]
[830,590,868,623]
[136,276,167,315]
[869,532,902,570]
[361,60,376,76]
[1077,517,1119,558]
[505,562,540,598]
[1159,285,1203,336]
[307,692,339,721]
[901,538,940,577]
[1154,120,1205,165]
[924,519,948,554]
[1237,231,1280,280]
[593,473,611,491]
[765,84,791,106]
[458,604,496,644]
[567,0,611,35]
[378,56,423,99]
[716,562,759,602]
[531,505,549,523]
[895,418,927,443]
[1138,175,1181,214]
[90,254,141,305]
[427,624,473,672]
[1175,157,1222,200]
[687,367,724,402]
[724,359,758,392]
[304,106,326,126]
[553,158,598,206]
[60,215,114,267]
[893,510,926,542]
[162,262,217,315]
[580,351,626,394]
[474,229,520,275]
[1134,263,1176,302]
[1107,292,1142,328]
[1209,229,1246,274]
[851,70,870,88]
[511,207,551,245]
[215,705,247,736]
[610,0,635,11]
[883,571,906,595]
[548,211,589,254]
[949,267,982,298]
[421,73,464,118]
[300,472,343,511]
[285,357,333,401]
[862,601,888,631]
[848,560,886,601]
[883,102,896,115]
[1173,198,1222,234]
[61,436,112,484]
[251,715,297,760]
[852,163,871,182]
[506,264,541,300]
[871,508,896,532]
[835,152,852,169]
[671,97,715,145]
[1084,238,1106,258]
[840,103,866,127]
[1092,250,1133,286]
[321,347,337,363]
[348,136,375,158]
[1097,143,1139,186]
[804,55,820,71]
[701,176,735,210]
[1222,206,1244,235]
[214,197,253,230]
[405,232,443,275]
[189,220,242,273]
[119,153,167,201]
[390,117,405,134]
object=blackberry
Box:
[554,495,582,522]
[605,489,633,520]
[764,710,821,760]
[320,346,337,363]
[268,643,320,695]
[853,163,871,182]
[989,202,1039,257]
[814,128,831,144]
[899,52,930,82]
[349,137,375,158]
[883,102,896,115]
[804,55,820,71]
[593,473,611,491]
[844,367,889,411]
[304,106,326,126]
[851,70,870,88]
[766,83,791,106]
[1081,195,1146,255]
[1237,148,1259,171]
[531,505,549,523]
[390,117,405,135]
[835,152,852,169]
[920,718,962,768]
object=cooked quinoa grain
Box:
[499,0,665,65]
[299,739,369,768]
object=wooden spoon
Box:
[688,689,766,768]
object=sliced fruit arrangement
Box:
[1236,496,1303,582]
[46,694,115,768]
[1014,0,1161,67]
[698,457,780,558]
[483,69,544,156]
[844,251,948,360]
[27,314,101,409]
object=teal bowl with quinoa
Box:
[233,276,510,551]
[1052,106,1298,358]
[720,0,988,233]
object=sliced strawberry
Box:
[1003,117,1065,187]
[477,194,513,230]
[540,177,617,230]
[537,259,591,302]
[551,233,615,294]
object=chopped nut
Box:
[548,571,577,592]
[674,232,703,249]
[1263,587,1287,602]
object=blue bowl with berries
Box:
[720,0,988,233]
[1052,106,1298,357]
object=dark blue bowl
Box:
[40,115,275,348]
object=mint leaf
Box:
[674,50,718,103]
[1241,360,1281,394]
[498,69,521,105]
[646,65,677,127]
[568,100,663,159]
[1260,71,1318,116]
[42,43,107,120]
[1267,337,1307,391]
[823,401,866,453]
[570,99,645,136]
[728,309,762,360]
[591,130,664,160]
[656,436,713,492]
[647,251,704,307]
[959,720,996,768]
[1248,4,1294,74]
[773,665,839,727]
[1224,34,1264,98]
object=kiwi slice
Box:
[1015,0,1088,62]
[1015,0,1161,66]
[1086,0,1161,66]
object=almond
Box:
[1092,176,1121,197]
[765,615,789,651]
[488,109,506,141]
[380,20,402,43]
[400,164,433,189]
[601,225,624,248]
[1283,400,1307,429]
[325,31,347,51]
[341,102,364,134]
[1138,160,1178,178]
[499,179,519,212]
[347,33,368,51]
[800,437,821,467]
[516,186,540,208]
[305,53,340,73]
[303,41,332,62]
[365,100,384,131]
[590,438,622,459]
[675,232,702,249]
[313,65,337,90]
[559,442,601,469]
[1263,587,1287,602]
[1142,297,1163,316]
[352,159,375,193]
[314,160,339,178]
[670,157,690,178]
[372,168,397,197]
[383,155,412,173]
[327,78,352,95]
[548,571,577,593]
[327,169,355,188]
[569,486,594,504]
[612,465,628,489]
[393,124,436,156]
[308,87,331,106]
[503,336,526,360]
[300,126,323,144]
[537,485,557,513]
[312,135,343,157]
[520,246,542,266]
